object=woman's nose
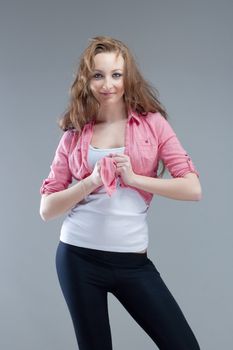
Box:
[102,77,113,89]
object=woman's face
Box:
[89,51,125,105]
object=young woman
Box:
[40,35,202,350]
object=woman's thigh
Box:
[111,257,201,350]
[55,241,113,350]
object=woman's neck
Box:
[96,103,127,124]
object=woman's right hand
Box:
[89,160,104,187]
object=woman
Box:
[40,35,202,350]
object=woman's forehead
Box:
[93,52,124,69]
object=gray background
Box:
[1,0,232,349]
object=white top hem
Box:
[59,236,148,253]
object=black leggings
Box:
[55,240,201,350]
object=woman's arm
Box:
[40,176,97,221]
[129,172,202,201]
[133,113,202,201]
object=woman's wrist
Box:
[82,176,100,193]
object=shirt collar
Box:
[91,109,141,125]
[128,109,141,124]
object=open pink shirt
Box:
[40,110,200,206]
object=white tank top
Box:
[59,144,149,252]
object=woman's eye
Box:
[93,73,102,79]
[93,73,122,79]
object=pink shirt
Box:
[40,110,199,206]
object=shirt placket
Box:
[119,116,131,188]
[82,123,94,174]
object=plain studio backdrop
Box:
[0,0,232,349]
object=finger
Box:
[113,155,128,161]
[116,162,130,167]
[112,153,126,157]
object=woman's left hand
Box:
[111,153,136,186]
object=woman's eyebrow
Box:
[94,69,123,72]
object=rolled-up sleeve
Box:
[40,130,73,195]
[156,113,200,178]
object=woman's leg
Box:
[111,257,201,350]
[55,241,113,350]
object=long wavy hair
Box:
[57,35,169,177]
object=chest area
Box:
[90,121,126,149]
[69,117,159,178]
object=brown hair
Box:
[57,35,169,177]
